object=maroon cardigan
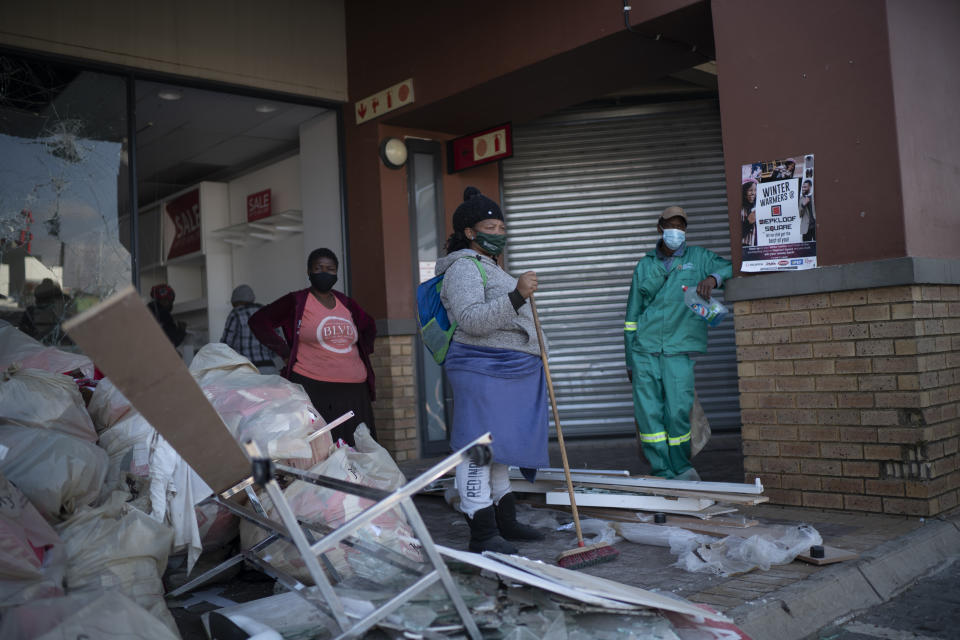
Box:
[248,288,377,400]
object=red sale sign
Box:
[166,189,201,259]
[247,189,272,222]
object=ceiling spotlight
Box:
[255,104,277,113]
[158,89,182,101]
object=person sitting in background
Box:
[147,284,186,347]
[220,284,277,374]
[18,278,70,345]
[249,248,377,446]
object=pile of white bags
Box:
[0,590,181,640]
[0,365,98,442]
[190,343,321,460]
[55,492,178,635]
[0,320,93,377]
[0,424,107,522]
[0,472,65,607]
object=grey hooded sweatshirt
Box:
[436,248,545,357]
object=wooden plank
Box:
[545,491,713,512]
[482,551,730,622]
[511,470,764,495]
[512,479,769,505]
[796,545,859,565]
[63,286,250,494]
[436,546,639,611]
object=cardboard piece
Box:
[796,545,859,565]
[63,286,250,494]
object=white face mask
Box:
[662,228,685,250]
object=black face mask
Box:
[309,272,337,292]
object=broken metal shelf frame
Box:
[170,432,491,640]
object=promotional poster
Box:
[739,154,816,272]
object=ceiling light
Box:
[379,137,408,170]
[255,104,277,113]
[158,89,182,101]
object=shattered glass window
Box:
[0,55,131,346]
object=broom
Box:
[529,294,619,569]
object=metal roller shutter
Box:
[501,100,740,437]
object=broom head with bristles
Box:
[556,541,620,570]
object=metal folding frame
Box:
[168,424,490,640]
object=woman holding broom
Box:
[435,186,547,554]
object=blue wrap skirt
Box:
[444,341,549,471]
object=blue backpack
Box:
[416,256,487,364]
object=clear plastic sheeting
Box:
[189,343,321,460]
[0,364,97,442]
[613,522,717,555]
[54,491,179,636]
[0,423,107,522]
[0,320,94,377]
[557,518,620,547]
[0,471,65,606]
[0,590,180,640]
[675,524,823,577]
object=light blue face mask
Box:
[662,228,686,250]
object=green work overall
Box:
[624,244,732,478]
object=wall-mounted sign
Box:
[355,78,414,125]
[166,189,201,260]
[739,153,817,272]
[447,123,513,174]
[247,189,272,222]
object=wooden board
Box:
[511,477,768,505]
[796,545,859,565]
[573,507,757,528]
[545,491,713,512]
[483,551,730,623]
[436,545,638,611]
[511,470,764,495]
[63,286,250,494]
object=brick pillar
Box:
[735,285,960,516]
[369,335,418,461]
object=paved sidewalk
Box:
[400,434,960,640]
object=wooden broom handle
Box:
[530,295,585,546]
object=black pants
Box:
[289,373,376,447]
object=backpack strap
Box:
[467,255,488,287]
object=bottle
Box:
[682,285,728,327]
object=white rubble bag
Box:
[86,376,134,433]
[55,492,180,637]
[0,590,180,640]
[240,424,423,584]
[96,411,213,574]
[0,364,98,442]
[189,343,321,460]
[0,471,66,606]
[0,320,94,377]
[0,424,107,523]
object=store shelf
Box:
[211,210,303,246]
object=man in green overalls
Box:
[624,206,732,480]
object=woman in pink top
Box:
[249,248,377,446]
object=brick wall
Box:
[370,335,418,461]
[735,285,960,516]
